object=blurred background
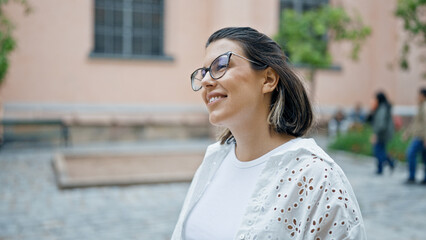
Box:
[0,0,425,239]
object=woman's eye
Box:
[213,56,228,71]
[217,63,227,70]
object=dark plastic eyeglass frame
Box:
[190,51,267,91]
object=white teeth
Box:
[209,96,223,103]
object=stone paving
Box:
[1,137,426,240]
[331,151,426,240]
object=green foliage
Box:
[328,126,411,162]
[395,0,426,71]
[396,0,426,38]
[328,126,373,157]
[387,130,411,161]
[274,6,371,69]
[0,0,30,85]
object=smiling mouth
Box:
[208,96,227,104]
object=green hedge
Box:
[328,125,411,161]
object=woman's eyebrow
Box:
[202,52,228,68]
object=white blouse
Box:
[184,139,300,239]
[172,138,367,240]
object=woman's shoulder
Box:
[272,138,335,165]
[252,138,365,239]
[268,138,347,183]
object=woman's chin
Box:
[208,114,226,126]
[208,117,222,126]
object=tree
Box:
[0,0,30,86]
[395,0,426,76]
[274,6,371,97]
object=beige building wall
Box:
[0,0,424,121]
[316,0,425,115]
[2,0,204,105]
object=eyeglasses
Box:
[190,51,266,91]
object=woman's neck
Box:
[230,123,295,162]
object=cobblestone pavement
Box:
[334,155,426,240]
[316,137,426,240]
[1,137,426,240]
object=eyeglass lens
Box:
[191,54,230,91]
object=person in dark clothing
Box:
[371,92,395,174]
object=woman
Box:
[371,92,395,175]
[172,27,366,240]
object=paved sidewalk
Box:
[315,137,426,240]
[0,140,213,240]
[327,149,426,240]
[1,138,426,240]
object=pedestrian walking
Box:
[370,91,395,175]
[403,88,426,184]
[172,27,366,240]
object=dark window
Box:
[94,0,164,57]
[280,0,328,16]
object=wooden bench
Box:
[0,119,70,147]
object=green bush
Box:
[328,125,411,161]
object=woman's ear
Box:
[262,67,279,94]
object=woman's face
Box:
[200,39,266,128]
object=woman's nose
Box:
[201,72,216,89]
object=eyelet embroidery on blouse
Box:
[297,176,314,196]
[270,155,361,239]
[287,218,302,238]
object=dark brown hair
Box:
[206,27,313,144]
